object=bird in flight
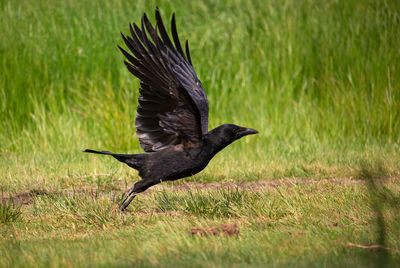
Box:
[84,9,258,211]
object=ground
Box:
[1,170,399,267]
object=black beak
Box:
[242,128,259,136]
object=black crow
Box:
[84,9,258,211]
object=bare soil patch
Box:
[0,189,50,206]
[0,188,120,207]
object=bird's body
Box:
[85,10,257,210]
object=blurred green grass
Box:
[1,0,400,180]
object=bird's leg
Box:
[120,186,136,211]
[120,179,158,211]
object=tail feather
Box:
[84,149,144,169]
[84,149,113,155]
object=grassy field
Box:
[1,0,400,266]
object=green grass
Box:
[1,175,400,267]
[1,0,400,266]
[0,199,21,224]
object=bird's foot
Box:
[120,187,137,211]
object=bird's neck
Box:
[202,133,231,157]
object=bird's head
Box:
[205,124,258,150]
[219,124,259,140]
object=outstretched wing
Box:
[119,9,209,152]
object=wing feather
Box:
[120,9,209,152]
[185,40,192,65]
[171,13,185,57]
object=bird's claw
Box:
[120,187,137,211]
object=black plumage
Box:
[84,9,258,211]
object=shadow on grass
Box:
[357,159,400,266]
